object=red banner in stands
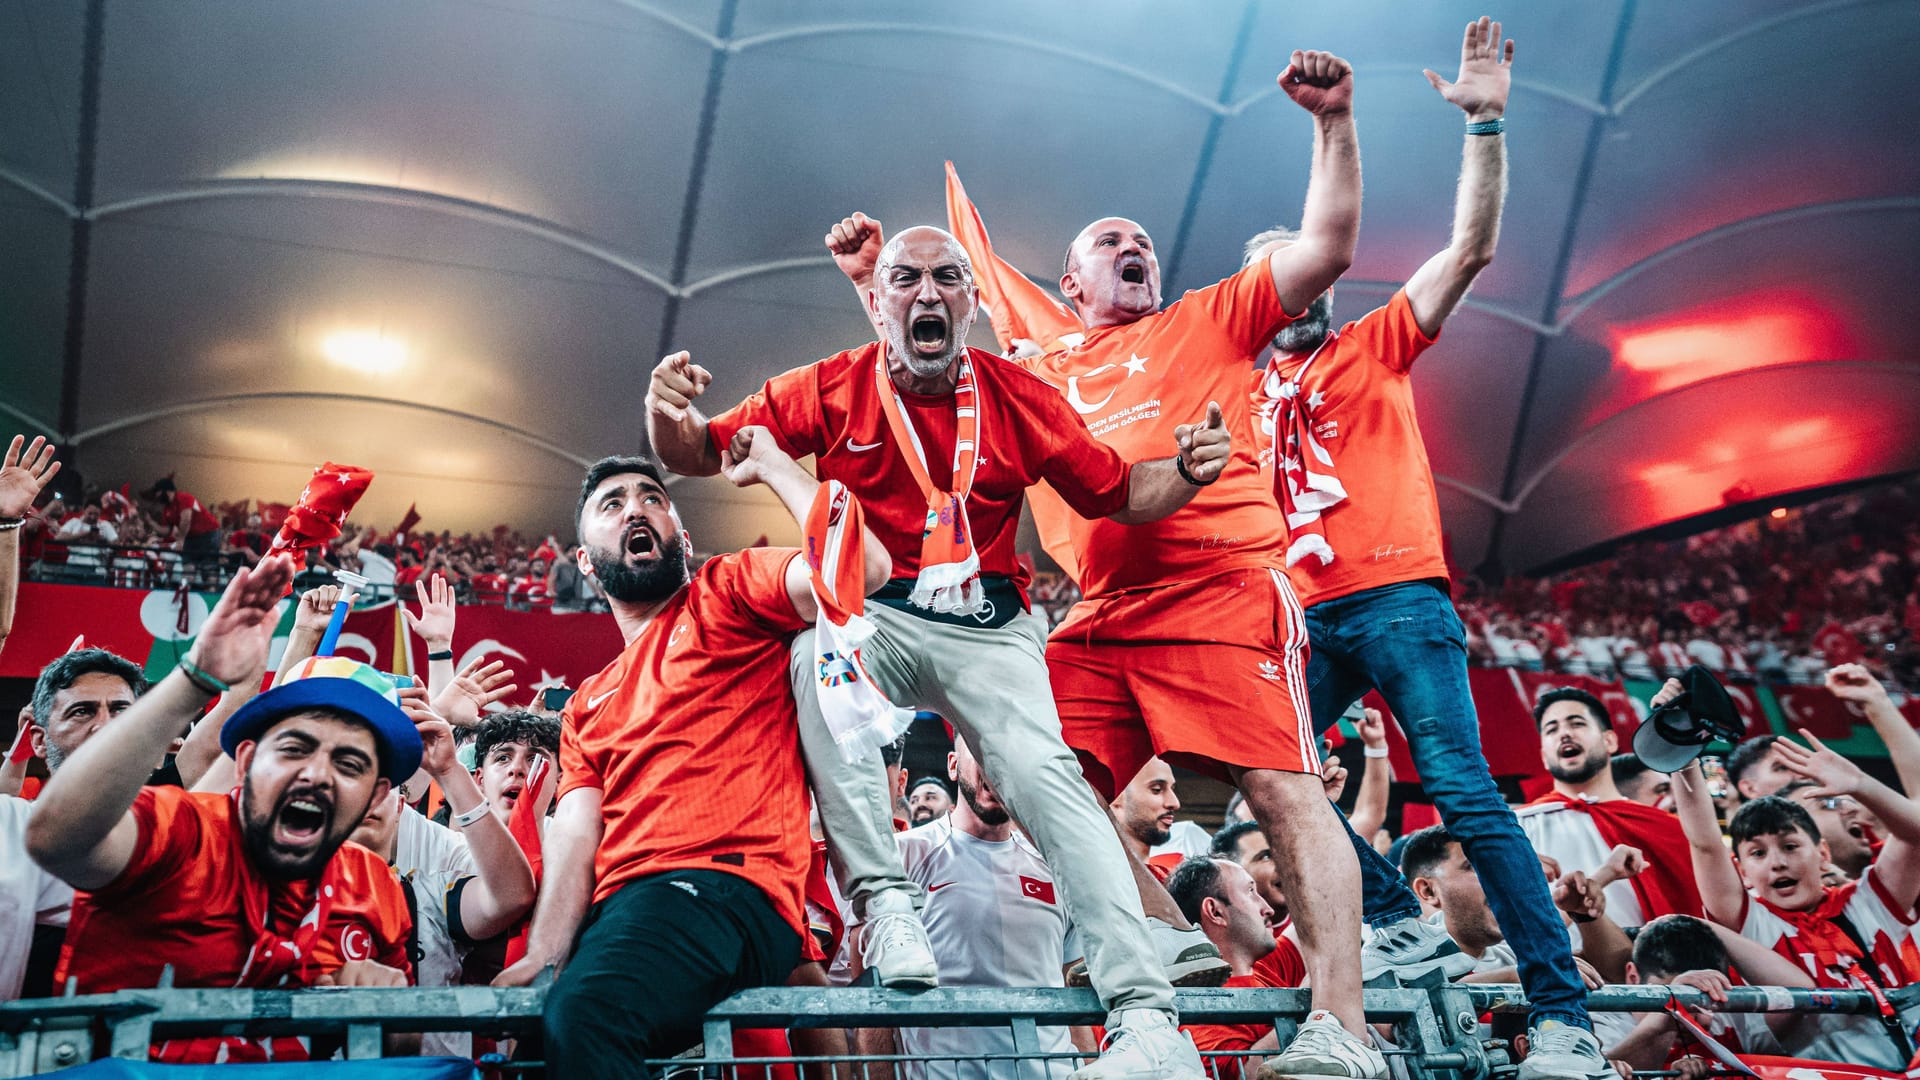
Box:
[1,583,623,694]
[1770,683,1870,741]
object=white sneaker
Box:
[1068,1009,1203,1080]
[1517,1020,1613,1080]
[1065,922,1230,988]
[1359,915,1475,983]
[860,893,938,990]
[1151,922,1232,987]
[1256,1010,1387,1080]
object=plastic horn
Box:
[316,569,370,657]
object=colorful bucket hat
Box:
[221,656,422,784]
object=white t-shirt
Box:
[1515,798,1648,928]
[355,549,397,588]
[389,808,477,1057]
[1737,868,1920,1069]
[893,818,1082,1080]
[1148,820,1212,861]
[0,796,73,1000]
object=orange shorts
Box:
[1047,565,1318,801]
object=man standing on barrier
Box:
[495,439,891,1077]
[648,224,1229,1080]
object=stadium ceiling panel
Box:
[0,0,1913,572]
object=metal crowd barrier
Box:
[0,982,1897,1080]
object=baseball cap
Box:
[221,656,423,784]
[1631,664,1743,774]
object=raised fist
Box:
[825,212,885,289]
[1278,50,1354,117]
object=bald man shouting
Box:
[649,225,1226,1080]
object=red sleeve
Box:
[708,364,831,462]
[557,699,603,798]
[89,787,205,901]
[714,548,806,636]
[1185,258,1300,356]
[1342,289,1438,376]
[1034,388,1133,520]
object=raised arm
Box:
[1108,402,1232,525]
[645,351,723,477]
[1348,707,1394,840]
[826,213,887,334]
[493,785,604,986]
[1404,16,1513,337]
[718,425,893,621]
[277,584,339,684]
[403,574,461,697]
[1266,51,1361,314]
[0,435,62,659]
[1825,665,1920,796]
[1672,757,1745,928]
[28,556,293,888]
[404,691,535,940]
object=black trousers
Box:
[544,869,802,1079]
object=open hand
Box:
[404,574,457,650]
[1423,16,1514,121]
[184,555,293,686]
[647,351,713,423]
[1173,402,1231,483]
[825,212,885,289]
[432,658,518,729]
[1775,729,1868,799]
[1278,50,1354,116]
[0,435,60,520]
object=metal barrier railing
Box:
[0,982,1897,1080]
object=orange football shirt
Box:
[1260,290,1445,607]
[1016,260,1299,599]
[559,548,813,936]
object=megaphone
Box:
[1632,664,1745,773]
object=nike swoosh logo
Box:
[845,439,883,453]
[927,881,957,892]
[587,690,616,710]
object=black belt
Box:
[871,575,1025,630]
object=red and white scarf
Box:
[874,351,985,615]
[1259,334,1346,568]
[805,480,911,762]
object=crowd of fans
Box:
[6,427,1920,1079]
[16,476,608,612]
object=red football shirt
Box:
[559,548,813,935]
[58,786,412,993]
[1260,290,1446,607]
[162,491,220,536]
[1184,970,1282,1053]
[709,343,1133,601]
[1016,260,1299,598]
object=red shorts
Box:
[1047,565,1318,801]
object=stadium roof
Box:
[3,1,1915,572]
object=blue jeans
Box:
[1304,580,1589,1029]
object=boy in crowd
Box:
[1670,675,1920,1069]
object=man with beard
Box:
[1111,758,1186,882]
[649,225,1229,1079]
[872,735,1091,1080]
[28,555,423,1063]
[1517,689,1701,929]
[831,48,1389,1079]
[1247,21,1613,1080]
[907,776,954,826]
[0,648,146,1001]
[494,438,894,1077]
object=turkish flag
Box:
[1019,875,1057,905]
[394,502,421,538]
[945,162,1084,356]
[1813,621,1864,665]
[271,463,373,553]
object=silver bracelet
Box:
[450,800,493,828]
[0,518,23,532]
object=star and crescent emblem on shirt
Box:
[1065,354,1150,416]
